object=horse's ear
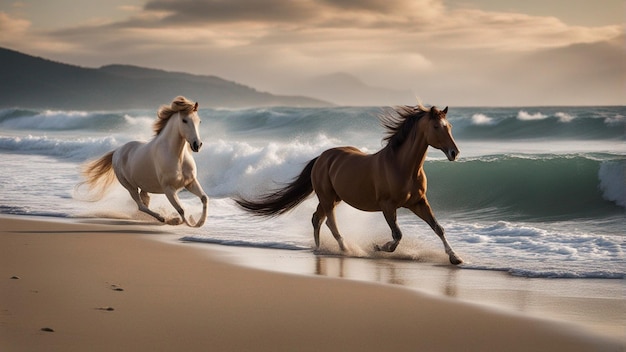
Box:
[193,102,199,111]
[443,106,448,114]
[430,106,438,118]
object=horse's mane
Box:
[153,96,197,135]
[379,104,432,150]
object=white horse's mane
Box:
[154,96,196,135]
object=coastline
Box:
[1,215,624,352]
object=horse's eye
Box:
[182,119,188,124]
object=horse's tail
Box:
[77,151,116,200]
[235,157,318,217]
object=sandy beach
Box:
[1,215,624,352]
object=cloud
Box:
[0,11,30,40]
[143,0,444,25]
[0,0,623,105]
[8,1,621,58]
[144,0,316,23]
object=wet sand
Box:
[208,243,625,340]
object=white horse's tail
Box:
[78,151,116,201]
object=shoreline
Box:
[1,215,624,351]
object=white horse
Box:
[80,96,208,227]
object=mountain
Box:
[0,47,330,109]
[289,72,415,106]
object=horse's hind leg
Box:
[118,178,165,223]
[374,207,403,252]
[311,203,326,249]
[322,202,346,251]
[140,190,150,207]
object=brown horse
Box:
[236,105,463,264]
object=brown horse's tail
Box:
[235,157,318,217]
[77,151,116,200]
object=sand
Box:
[1,215,623,352]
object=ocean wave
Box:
[462,265,625,279]
[192,143,625,221]
[190,136,624,222]
[2,112,623,222]
[447,220,625,279]
[0,135,121,161]
[459,108,625,140]
[0,108,154,132]
[424,154,626,221]
[2,106,624,222]
[3,106,623,142]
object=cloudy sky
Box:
[0,0,624,106]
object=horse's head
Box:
[423,106,459,161]
[178,102,203,152]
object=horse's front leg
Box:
[163,186,189,226]
[185,179,208,228]
[374,206,402,252]
[408,199,463,265]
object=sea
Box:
[0,105,624,279]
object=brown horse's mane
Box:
[379,105,432,150]
[153,96,197,136]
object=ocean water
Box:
[0,105,624,279]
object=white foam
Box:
[599,160,626,207]
[471,113,494,125]
[196,135,339,197]
[517,110,547,121]
[555,112,575,123]
[604,114,625,125]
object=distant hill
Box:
[0,47,330,109]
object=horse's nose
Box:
[448,148,459,161]
[192,140,202,152]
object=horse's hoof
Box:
[449,255,463,265]
[374,241,398,253]
[374,243,391,252]
[166,218,183,225]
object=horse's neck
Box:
[155,117,186,157]
[384,133,428,177]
